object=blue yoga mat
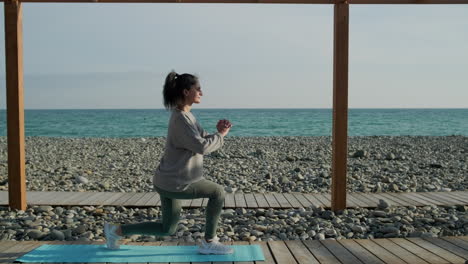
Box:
[16,244,265,263]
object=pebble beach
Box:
[0,136,467,242]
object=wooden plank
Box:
[388,238,449,264]
[267,240,296,264]
[202,197,208,207]
[123,192,148,206]
[26,191,51,203]
[253,193,270,208]
[406,237,466,264]
[331,0,349,211]
[108,192,136,206]
[190,198,203,207]
[303,193,326,208]
[321,239,364,264]
[358,192,381,206]
[386,192,421,207]
[291,193,313,208]
[133,192,156,206]
[0,241,41,263]
[5,0,26,211]
[433,191,468,203]
[145,192,161,206]
[337,239,386,264]
[244,193,258,208]
[372,193,404,207]
[27,191,57,204]
[86,192,119,205]
[354,239,406,264]
[377,192,409,206]
[272,193,292,208]
[418,192,456,205]
[417,192,453,206]
[303,240,341,264]
[224,193,236,208]
[351,192,379,207]
[234,193,247,208]
[423,237,468,260]
[446,192,468,203]
[395,192,428,206]
[77,191,107,205]
[34,191,65,204]
[421,192,463,205]
[427,192,467,205]
[54,191,88,204]
[345,194,359,208]
[346,193,368,208]
[180,198,192,207]
[282,193,303,208]
[284,240,320,264]
[264,193,281,208]
[441,237,468,250]
[0,191,8,205]
[370,238,429,264]
[315,193,331,208]
[409,192,442,205]
[0,241,19,261]
[253,241,275,264]
[450,191,468,199]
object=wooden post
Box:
[4,0,26,210]
[331,0,349,211]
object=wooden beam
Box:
[4,0,26,211]
[8,0,334,3]
[349,0,468,3]
[1,0,467,3]
[331,1,348,211]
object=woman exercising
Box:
[104,71,233,255]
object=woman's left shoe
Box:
[104,222,122,250]
[198,236,234,255]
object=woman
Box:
[104,71,233,255]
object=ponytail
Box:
[162,70,198,110]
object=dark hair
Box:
[162,71,198,110]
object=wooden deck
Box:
[1,236,467,263]
[1,190,467,209]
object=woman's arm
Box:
[173,115,224,155]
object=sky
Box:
[0,3,467,109]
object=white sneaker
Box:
[198,236,234,255]
[104,222,122,250]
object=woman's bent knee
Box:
[213,185,225,200]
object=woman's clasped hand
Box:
[217,119,232,136]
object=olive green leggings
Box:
[120,179,225,240]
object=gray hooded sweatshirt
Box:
[153,109,224,192]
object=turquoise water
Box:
[0,109,466,137]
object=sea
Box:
[0,109,466,138]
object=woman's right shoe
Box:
[104,222,122,250]
[198,236,234,255]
